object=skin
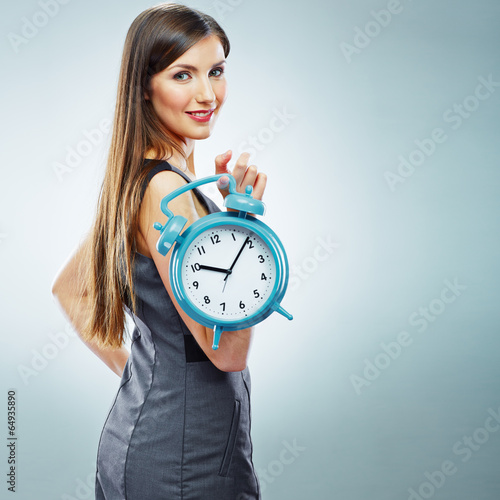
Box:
[144,34,228,172]
[52,34,267,375]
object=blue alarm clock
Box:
[153,174,292,350]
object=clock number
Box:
[253,289,260,298]
[246,239,254,249]
[204,296,211,304]
[258,254,265,263]
[239,300,245,309]
[220,302,226,312]
[210,235,221,244]
[231,233,236,241]
[197,246,205,255]
[193,281,199,289]
[191,263,200,273]
[261,273,268,281]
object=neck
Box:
[173,142,196,179]
[145,138,196,177]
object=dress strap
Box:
[141,159,220,214]
[144,159,192,184]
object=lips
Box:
[186,108,215,122]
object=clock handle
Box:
[212,325,224,350]
[158,174,265,218]
[154,175,232,254]
[159,174,233,219]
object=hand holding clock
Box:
[148,147,290,361]
[214,150,267,201]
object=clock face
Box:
[180,224,277,321]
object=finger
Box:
[241,164,258,191]
[251,172,267,200]
[232,152,251,186]
[214,150,232,175]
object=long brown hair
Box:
[79,3,230,348]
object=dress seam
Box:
[242,370,260,497]
[179,314,188,500]
[123,299,158,500]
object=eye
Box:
[210,67,225,77]
[174,72,190,81]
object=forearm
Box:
[52,236,130,377]
[83,338,130,378]
[52,288,129,377]
[203,325,254,372]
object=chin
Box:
[201,130,214,139]
[189,128,214,140]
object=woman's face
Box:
[146,34,228,143]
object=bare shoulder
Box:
[146,169,188,198]
[137,170,198,257]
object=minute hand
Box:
[223,236,250,282]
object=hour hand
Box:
[198,264,232,275]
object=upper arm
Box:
[139,172,250,371]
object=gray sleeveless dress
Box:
[95,161,260,499]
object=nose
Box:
[195,75,216,104]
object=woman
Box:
[52,3,265,499]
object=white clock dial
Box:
[181,224,276,321]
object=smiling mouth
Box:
[186,109,214,117]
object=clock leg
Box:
[212,325,224,350]
[275,304,293,321]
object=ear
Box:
[144,91,150,101]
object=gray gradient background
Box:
[1,0,499,499]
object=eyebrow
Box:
[168,60,226,71]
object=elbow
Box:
[51,273,66,300]
[218,364,247,373]
[51,277,61,299]
[202,328,251,372]
[212,357,248,373]
[51,281,66,313]
[222,363,247,373]
[51,275,73,307]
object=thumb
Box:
[215,149,232,192]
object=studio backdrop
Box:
[1,0,499,499]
